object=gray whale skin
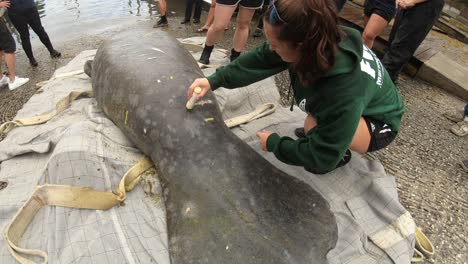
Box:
[91,29,337,264]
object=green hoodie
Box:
[207,27,404,173]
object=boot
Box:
[153,16,168,28]
[230,48,241,62]
[199,44,214,65]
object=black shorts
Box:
[364,0,396,22]
[364,117,397,152]
[216,0,263,9]
[0,19,16,53]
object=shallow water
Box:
[36,0,169,24]
[4,0,187,46]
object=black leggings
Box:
[8,6,54,59]
[184,0,203,21]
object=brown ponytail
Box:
[264,0,343,85]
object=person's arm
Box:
[207,42,288,90]
[266,94,365,173]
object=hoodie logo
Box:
[299,99,306,112]
[360,45,383,87]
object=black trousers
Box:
[7,6,55,60]
[381,0,444,82]
[184,0,203,21]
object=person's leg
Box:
[304,114,371,153]
[199,2,237,64]
[3,52,16,82]
[154,0,169,27]
[182,0,194,23]
[362,13,388,49]
[362,0,395,49]
[26,6,61,57]
[159,0,167,16]
[0,51,5,85]
[0,21,28,89]
[386,8,402,47]
[206,4,236,46]
[193,0,203,23]
[4,51,30,90]
[8,10,37,65]
[198,0,216,31]
[382,0,444,82]
[231,6,256,60]
[252,5,265,37]
[0,21,11,81]
[335,0,347,12]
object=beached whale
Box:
[91,29,337,263]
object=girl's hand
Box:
[0,1,11,8]
[397,0,417,9]
[187,78,211,100]
[256,130,273,151]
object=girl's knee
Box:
[212,22,229,32]
[236,20,250,30]
[304,114,317,133]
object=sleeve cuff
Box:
[266,133,281,152]
[207,74,222,91]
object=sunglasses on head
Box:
[269,0,287,25]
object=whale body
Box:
[91,29,337,263]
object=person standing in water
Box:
[0,7,29,90]
[154,0,169,28]
[5,0,61,67]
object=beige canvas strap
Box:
[4,157,155,264]
[35,70,85,88]
[224,103,276,128]
[0,90,93,137]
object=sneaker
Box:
[443,111,464,123]
[8,77,29,91]
[153,17,168,28]
[50,50,61,58]
[199,45,214,65]
[28,57,39,67]
[336,149,352,168]
[252,27,263,38]
[0,75,8,86]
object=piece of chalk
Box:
[186,87,202,110]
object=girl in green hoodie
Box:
[187,0,404,174]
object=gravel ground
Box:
[0,13,466,264]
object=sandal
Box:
[450,120,468,136]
